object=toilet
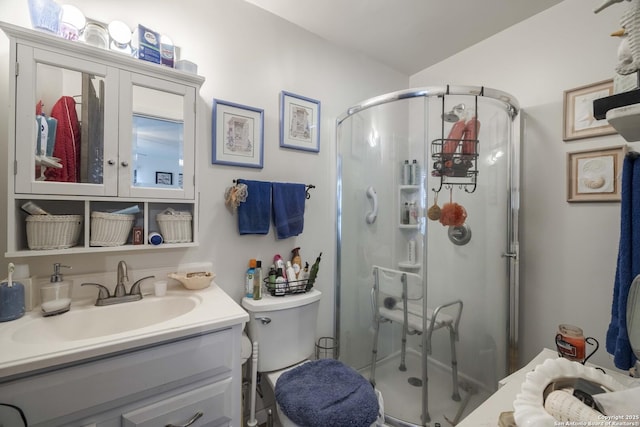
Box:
[242,289,382,427]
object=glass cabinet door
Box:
[118,72,196,199]
[14,45,119,196]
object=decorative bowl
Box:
[168,271,215,290]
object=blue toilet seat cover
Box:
[274,359,379,427]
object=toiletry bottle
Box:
[408,238,417,264]
[411,159,420,186]
[306,252,322,290]
[245,259,256,298]
[0,262,25,322]
[268,265,277,294]
[402,203,410,224]
[286,261,298,290]
[409,201,418,225]
[253,260,262,300]
[275,268,286,296]
[274,254,287,280]
[41,263,72,316]
[403,160,410,185]
[291,247,302,278]
[298,262,310,288]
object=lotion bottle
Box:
[291,247,302,277]
[286,261,297,290]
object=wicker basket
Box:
[90,211,135,247]
[157,211,192,243]
[26,214,83,250]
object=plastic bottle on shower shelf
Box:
[403,160,411,185]
[411,159,420,186]
[409,202,418,225]
[402,203,410,225]
[408,238,417,264]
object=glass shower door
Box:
[337,88,519,426]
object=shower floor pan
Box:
[359,349,491,426]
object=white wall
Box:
[411,0,637,372]
[1,0,634,375]
[0,0,407,343]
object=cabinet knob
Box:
[121,161,129,167]
[107,159,115,165]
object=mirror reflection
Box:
[35,63,104,184]
[131,86,184,189]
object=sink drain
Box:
[408,377,423,387]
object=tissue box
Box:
[132,24,161,64]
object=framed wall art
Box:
[155,171,173,185]
[563,79,616,141]
[566,145,625,202]
[212,99,264,168]
[280,90,320,152]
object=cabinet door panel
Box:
[15,46,119,196]
[118,72,196,199]
[122,380,232,427]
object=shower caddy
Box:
[430,89,482,194]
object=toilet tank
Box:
[242,289,321,372]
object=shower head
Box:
[442,103,466,123]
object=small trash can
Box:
[315,336,339,359]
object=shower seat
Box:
[369,265,463,420]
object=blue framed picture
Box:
[212,99,264,168]
[280,91,320,152]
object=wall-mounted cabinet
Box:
[1,22,205,257]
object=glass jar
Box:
[556,324,586,362]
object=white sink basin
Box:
[12,295,200,343]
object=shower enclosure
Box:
[336,86,520,426]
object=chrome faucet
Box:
[82,261,154,306]
[115,260,128,297]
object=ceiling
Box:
[244,0,564,75]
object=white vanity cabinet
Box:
[0,328,242,427]
[1,22,204,256]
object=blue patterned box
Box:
[132,24,161,64]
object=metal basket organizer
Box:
[263,277,315,296]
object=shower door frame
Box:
[335,85,521,425]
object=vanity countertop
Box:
[0,283,249,380]
[458,348,636,426]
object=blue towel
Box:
[606,153,639,369]
[237,179,271,235]
[272,182,306,239]
[275,359,379,427]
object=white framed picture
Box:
[280,90,320,152]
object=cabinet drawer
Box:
[122,379,232,427]
[0,329,233,426]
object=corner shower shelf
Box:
[398,224,420,230]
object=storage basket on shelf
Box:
[26,214,83,250]
[156,208,192,243]
[90,211,135,247]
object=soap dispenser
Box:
[41,263,72,316]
